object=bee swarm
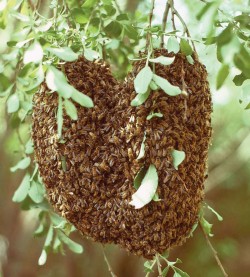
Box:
[32,49,212,259]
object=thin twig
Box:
[199,222,228,277]
[169,0,176,31]
[156,254,163,277]
[160,1,170,48]
[102,246,117,277]
[146,0,156,48]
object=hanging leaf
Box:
[84,48,100,61]
[57,96,63,138]
[10,157,31,172]
[200,216,213,237]
[167,37,180,54]
[146,112,163,120]
[137,133,146,160]
[153,74,181,96]
[104,21,123,37]
[7,94,19,113]
[38,249,47,266]
[186,55,194,65]
[134,66,153,94]
[23,41,43,64]
[173,267,190,277]
[71,89,94,108]
[47,47,78,62]
[180,39,193,56]
[133,166,147,189]
[28,181,45,204]
[12,173,30,202]
[216,64,229,89]
[171,149,185,170]
[129,164,158,209]
[149,56,175,66]
[64,99,78,120]
[131,89,150,106]
[71,8,88,24]
[207,205,223,221]
[149,80,158,90]
[57,230,84,254]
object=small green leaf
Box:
[129,164,158,209]
[216,64,229,89]
[207,205,223,221]
[82,0,97,8]
[149,56,175,66]
[12,173,30,202]
[7,94,19,113]
[25,139,34,154]
[104,21,122,37]
[245,103,250,110]
[71,90,94,108]
[167,37,180,54]
[64,99,78,120]
[186,55,194,65]
[47,47,78,62]
[57,230,84,254]
[171,149,185,170]
[134,166,147,189]
[144,261,154,273]
[38,249,47,266]
[149,80,158,90]
[28,181,45,204]
[10,157,31,172]
[57,96,63,138]
[131,89,150,106]
[146,112,163,120]
[200,216,213,236]
[72,8,88,24]
[162,266,170,277]
[152,192,161,202]
[137,133,146,160]
[84,48,100,61]
[180,39,193,56]
[44,225,54,248]
[134,66,153,94]
[153,74,181,96]
[173,267,190,277]
[23,41,43,64]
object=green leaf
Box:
[25,139,34,154]
[149,80,158,90]
[134,66,153,94]
[28,181,45,204]
[173,267,190,277]
[47,47,78,62]
[134,166,147,190]
[129,164,158,209]
[233,73,247,86]
[180,39,193,56]
[186,55,194,65]
[200,216,213,236]
[153,74,181,96]
[46,66,72,98]
[71,89,94,108]
[57,230,84,254]
[152,192,161,202]
[146,112,163,120]
[82,0,97,8]
[57,96,63,138]
[64,99,78,120]
[171,149,185,170]
[216,64,229,89]
[167,37,180,54]
[104,21,122,37]
[72,8,88,24]
[12,173,31,202]
[144,261,154,273]
[245,103,250,110]
[7,94,19,113]
[84,48,100,61]
[207,205,223,221]
[10,157,31,172]
[38,249,47,266]
[149,56,175,66]
[137,133,146,160]
[23,41,43,64]
[131,89,150,106]
[162,266,170,277]
[217,25,233,46]
[45,225,54,248]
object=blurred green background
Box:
[1,0,250,276]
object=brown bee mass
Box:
[32,49,212,259]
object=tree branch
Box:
[161,1,170,48]
[199,222,228,277]
[146,0,156,48]
[102,246,117,277]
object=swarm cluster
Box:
[32,49,212,259]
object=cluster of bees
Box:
[32,50,212,259]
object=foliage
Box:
[0,0,249,276]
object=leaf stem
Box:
[146,0,156,48]
[199,222,228,277]
[102,246,117,277]
[156,254,163,276]
[161,1,170,48]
